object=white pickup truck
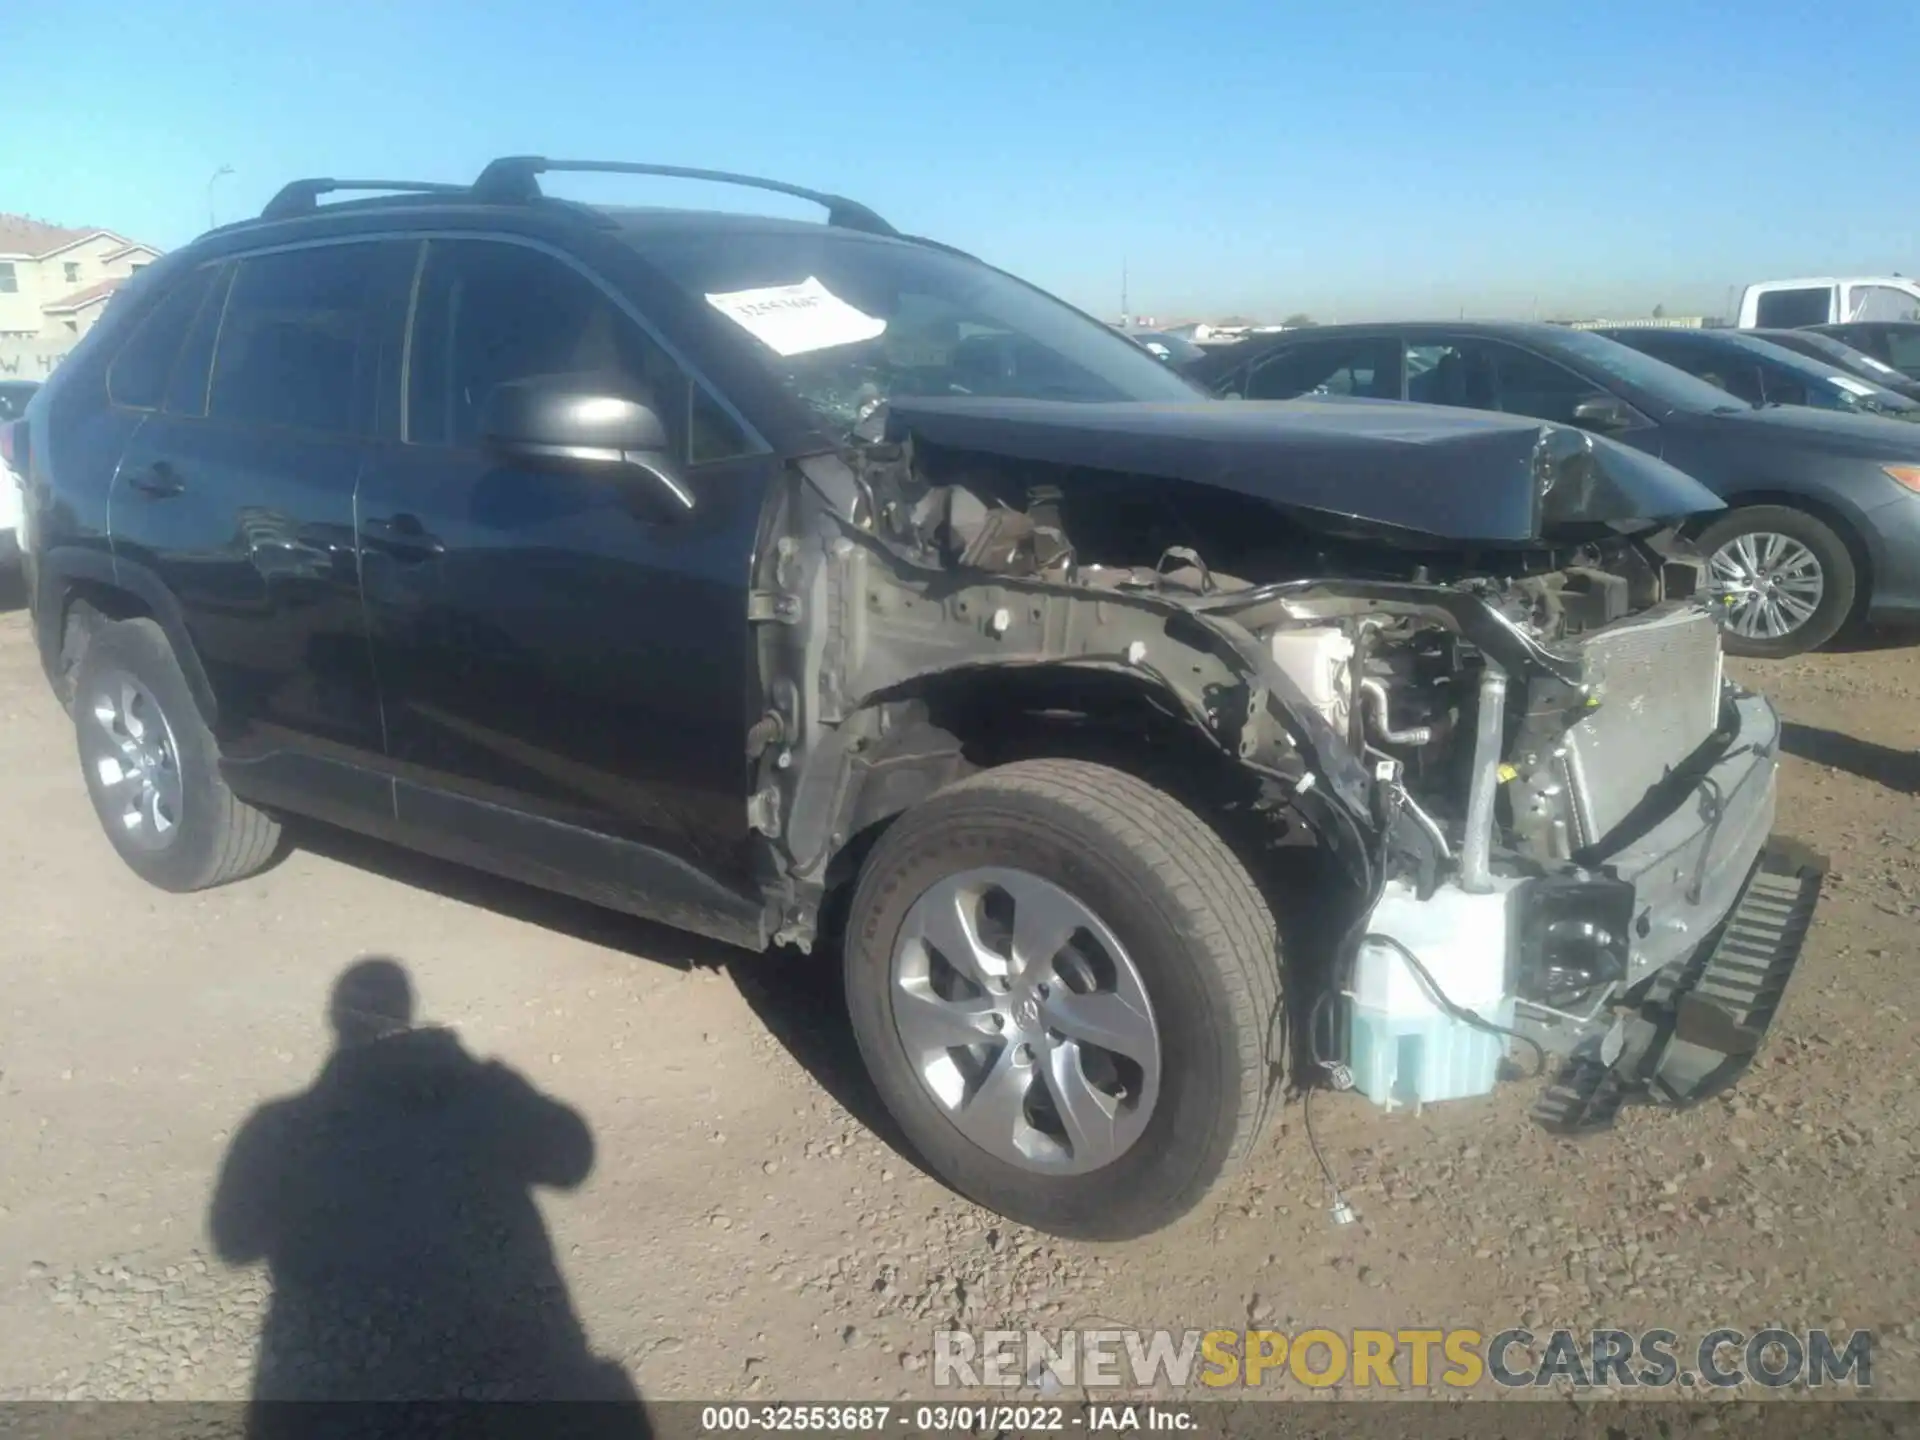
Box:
[1737,275,1920,329]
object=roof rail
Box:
[260,179,471,221]
[470,157,898,236]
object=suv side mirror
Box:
[481,376,693,513]
[1571,394,1635,433]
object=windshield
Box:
[628,227,1204,434]
[1728,332,1916,413]
[1543,328,1757,413]
[1781,330,1906,379]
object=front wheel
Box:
[843,759,1281,1240]
[1697,505,1856,658]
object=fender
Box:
[34,544,221,730]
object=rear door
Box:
[354,235,777,919]
[109,239,412,814]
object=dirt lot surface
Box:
[1,589,1916,1406]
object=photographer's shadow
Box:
[209,957,649,1433]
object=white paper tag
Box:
[1829,374,1879,397]
[704,277,886,357]
[1859,354,1900,376]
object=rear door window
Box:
[107,265,220,410]
[162,266,234,418]
[1244,337,1401,400]
[1754,287,1833,328]
[210,244,388,436]
[1407,342,1492,409]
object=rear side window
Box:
[163,266,234,418]
[211,245,381,436]
[1245,337,1401,400]
[1754,287,1831,328]
[107,266,219,410]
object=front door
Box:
[109,241,412,819]
[355,236,775,927]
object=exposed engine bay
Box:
[751,405,1823,1133]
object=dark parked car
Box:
[12,162,1818,1239]
[1809,321,1920,383]
[1753,328,1920,403]
[1595,326,1920,423]
[1192,321,1920,656]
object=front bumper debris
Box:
[1531,835,1826,1134]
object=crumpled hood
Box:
[884,395,1723,543]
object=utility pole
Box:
[1120,257,1130,328]
[207,165,234,230]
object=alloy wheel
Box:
[1707,531,1825,642]
[889,866,1161,1175]
[85,671,185,851]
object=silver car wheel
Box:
[889,866,1162,1176]
[1708,531,1825,641]
[84,670,185,851]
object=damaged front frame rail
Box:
[751,447,1589,954]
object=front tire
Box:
[843,759,1281,1240]
[1698,505,1856,658]
[72,618,281,891]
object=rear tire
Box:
[1697,505,1856,658]
[843,759,1280,1240]
[72,618,281,891]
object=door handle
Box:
[362,513,445,559]
[126,462,185,498]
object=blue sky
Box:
[11,0,1917,322]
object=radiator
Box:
[1559,606,1724,846]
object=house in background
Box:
[0,215,163,342]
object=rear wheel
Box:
[843,759,1281,1240]
[72,618,281,891]
[1697,505,1856,658]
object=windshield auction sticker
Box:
[705,277,887,357]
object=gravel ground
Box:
[0,589,1916,1405]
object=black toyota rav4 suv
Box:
[13,159,1822,1240]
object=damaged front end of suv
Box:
[751,393,1824,1148]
